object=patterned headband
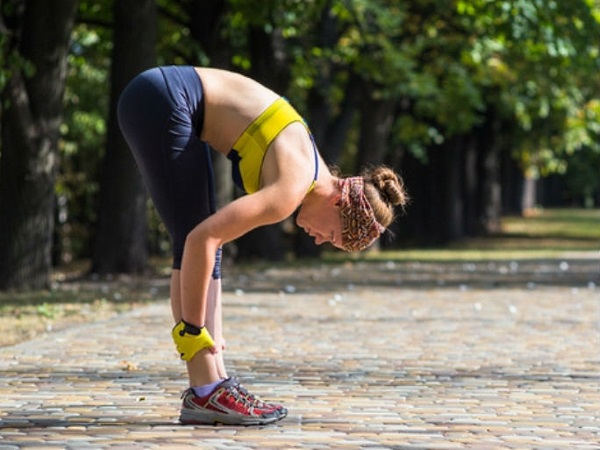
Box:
[338,177,386,252]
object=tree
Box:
[91,0,157,274]
[0,0,78,289]
[455,0,600,215]
[390,0,600,241]
[3,0,596,283]
[57,16,113,265]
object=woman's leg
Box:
[170,270,228,383]
[119,67,283,424]
[206,278,228,378]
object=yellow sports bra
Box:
[227,97,319,194]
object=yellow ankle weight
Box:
[172,320,215,361]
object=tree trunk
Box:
[500,147,523,215]
[190,0,230,68]
[415,139,465,244]
[356,85,396,171]
[91,0,156,274]
[304,0,362,166]
[322,73,362,165]
[441,136,465,241]
[0,0,78,290]
[521,174,537,213]
[248,25,290,95]
[478,110,503,234]
[400,147,444,246]
[463,133,480,236]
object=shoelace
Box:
[230,378,273,409]
[223,385,256,413]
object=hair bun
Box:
[366,166,409,208]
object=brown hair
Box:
[362,166,409,227]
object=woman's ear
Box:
[330,193,342,207]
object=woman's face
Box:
[296,201,344,250]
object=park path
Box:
[0,259,599,449]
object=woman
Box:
[117,66,408,426]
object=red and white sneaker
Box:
[230,378,288,420]
[179,378,281,426]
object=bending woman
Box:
[117,66,408,426]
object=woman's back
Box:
[195,68,279,154]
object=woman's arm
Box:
[179,184,302,329]
[180,118,316,330]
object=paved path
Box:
[0,259,599,449]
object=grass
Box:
[326,208,599,262]
[501,208,599,240]
[0,208,598,347]
[0,273,169,347]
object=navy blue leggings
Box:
[117,66,221,276]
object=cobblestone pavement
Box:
[0,259,599,449]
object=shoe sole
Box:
[180,409,280,426]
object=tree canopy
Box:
[1,0,598,288]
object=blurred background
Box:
[1,0,599,291]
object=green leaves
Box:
[47,0,600,262]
